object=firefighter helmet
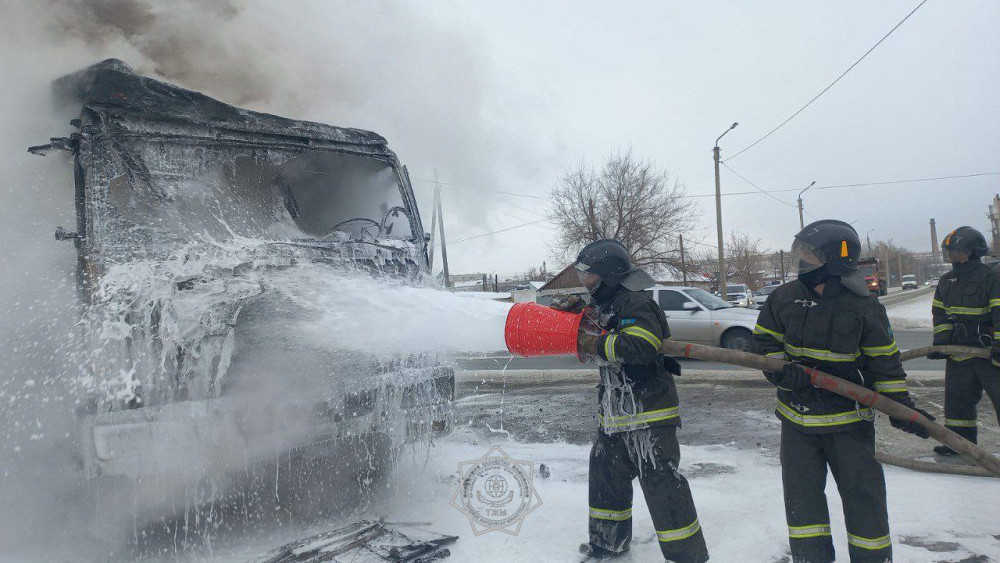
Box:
[942,226,989,261]
[791,220,868,295]
[573,239,654,292]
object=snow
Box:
[216,427,1000,562]
[885,292,934,329]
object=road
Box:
[453,363,999,462]
[452,328,937,372]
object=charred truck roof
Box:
[38,58,429,293]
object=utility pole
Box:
[434,172,451,288]
[897,254,904,285]
[679,234,688,285]
[428,185,439,271]
[797,181,816,230]
[714,122,738,300]
[930,218,940,263]
[779,250,785,283]
[866,228,874,257]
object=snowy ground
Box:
[216,425,1000,562]
[206,371,1000,563]
[886,290,935,329]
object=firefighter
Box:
[556,239,708,562]
[753,220,933,563]
[928,226,1000,457]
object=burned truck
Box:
[32,59,453,487]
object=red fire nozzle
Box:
[504,302,584,358]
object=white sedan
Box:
[648,285,761,351]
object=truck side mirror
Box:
[682,301,699,312]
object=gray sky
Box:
[415,0,1000,275]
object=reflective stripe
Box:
[932,299,945,309]
[950,356,974,362]
[785,344,860,363]
[604,334,618,363]
[993,331,1000,339]
[656,519,701,543]
[874,380,907,393]
[600,407,680,429]
[861,341,898,357]
[933,323,954,334]
[620,326,662,350]
[991,298,1000,308]
[993,359,1000,368]
[766,351,786,358]
[589,506,632,521]
[788,523,832,539]
[776,400,872,428]
[944,305,990,316]
[753,324,784,343]
[847,532,891,550]
[945,418,977,428]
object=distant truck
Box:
[31,59,453,487]
[901,274,918,290]
[858,258,888,296]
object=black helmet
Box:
[792,220,862,276]
[574,239,654,293]
[792,220,867,295]
[942,226,989,261]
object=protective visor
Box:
[574,262,602,292]
[943,246,969,263]
[790,238,827,275]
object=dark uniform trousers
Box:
[944,357,1000,443]
[781,423,890,563]
[588,426,708,563]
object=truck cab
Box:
[858,258,888,296]
[33,60,453,488]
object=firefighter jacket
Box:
[753,277,912,434]
[932,259,1000,364]
[590,286,680,434]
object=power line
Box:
[450,218,550,244]
[720,162,798,208]
[725,0,929,162]
[679,171,1000,199]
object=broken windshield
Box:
[104,141,414,246]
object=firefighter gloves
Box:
[888,395,935,439]
[775,362,813,391]
[579,332,600,359]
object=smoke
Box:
[32,0,561,264]
[0,2,544,556]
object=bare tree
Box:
[725,231,767,289]
[549,149,697,269]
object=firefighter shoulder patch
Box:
[619,318,636,327]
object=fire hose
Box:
[503,303,1000,478]
[660,340,1000,479]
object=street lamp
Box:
[797,181,816,229]
[713,122,738,300]
[866,228,875,256]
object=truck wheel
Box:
[721,328,753,352]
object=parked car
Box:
[901,275,918,290]
[724,283,752,307]
[749,284,779,309]
[648,285,759,351]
